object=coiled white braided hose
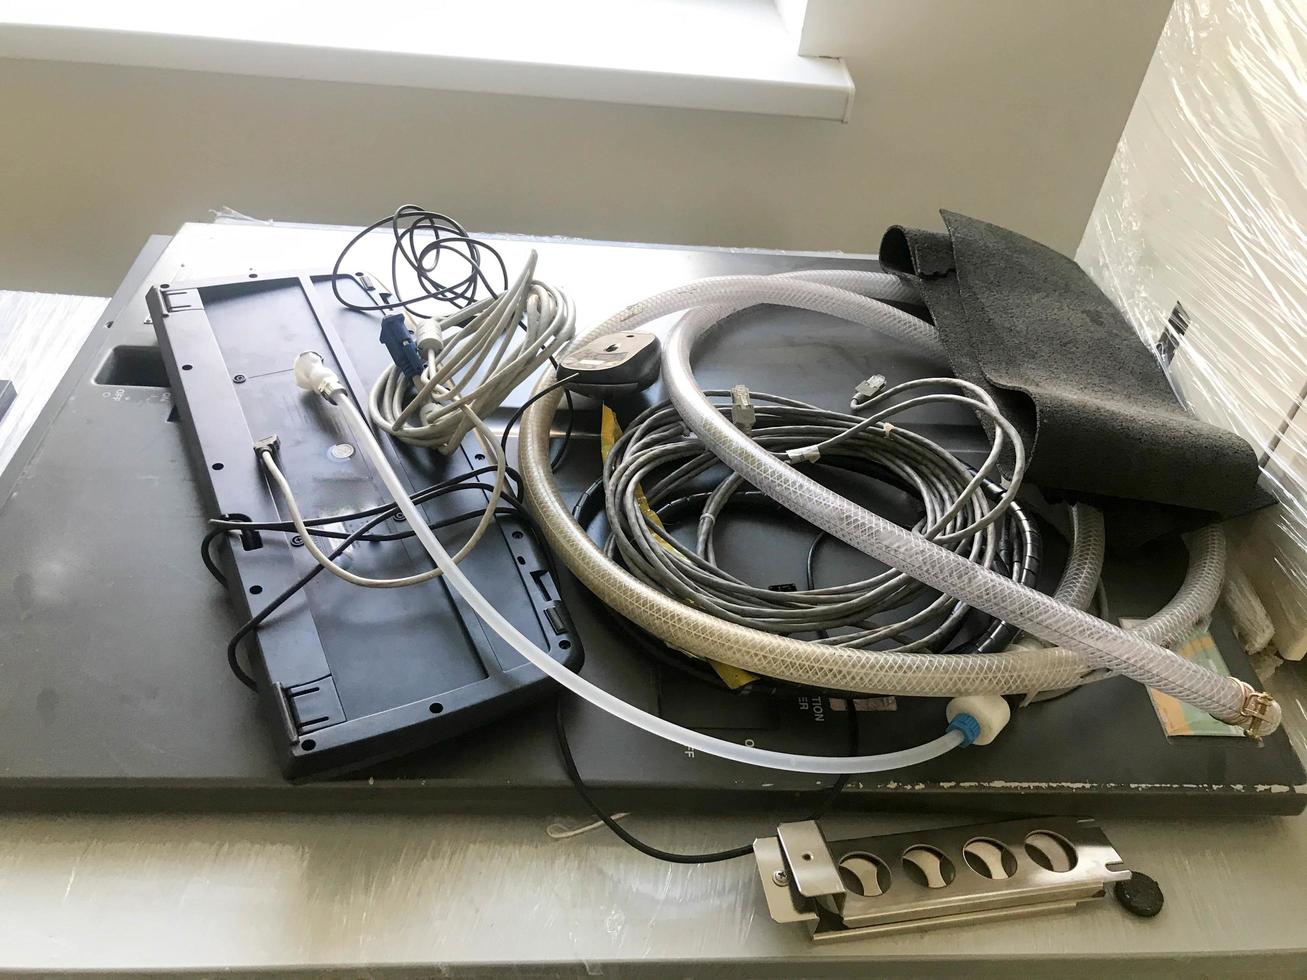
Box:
[518,271,1278,734]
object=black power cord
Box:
[218,499,529,691]
[329,206,508,317]
[201,464,520,588]
[498,374,578,471]
[205,380,578,689]
[552,466,859,864]
[554,694,857,864]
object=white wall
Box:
[0,0,1171,295]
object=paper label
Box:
[1128,620,1243,737]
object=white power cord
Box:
[369,249,575,454]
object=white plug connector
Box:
[413,316,444,356]
[946,695,1011,746]
[294,351,346,400]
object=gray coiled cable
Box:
[603,383,1038,649]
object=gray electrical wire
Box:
[369,249,575,454]
[602,382,1038,650]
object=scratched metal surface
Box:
[0,722,1305,975]
[1,238,1307,973]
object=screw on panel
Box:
[290,535,304,547]
[329,443,355,461]
[772,869,790,887]
[233,374,247,384]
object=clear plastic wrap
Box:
[1077,0,1307,659]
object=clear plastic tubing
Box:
[1133,524,1226,645]
[656,277,1270,728]
[1053,503,1106,611]
[328,391,966,774]
[1049,504,1226,646]
[1029,521,1227,674]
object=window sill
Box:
[0,0,853,120]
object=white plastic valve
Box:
[294,350,345,399]
[946,695,1011,746]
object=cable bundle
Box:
[330,206,509,317]
[369,250,574,453]
[328,205,576,455]
[601,381,1037,653]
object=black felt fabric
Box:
[879,211,1268,548]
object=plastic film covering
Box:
[1077,0,1307,660]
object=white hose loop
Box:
[519,271,1277,733]
[1053,503,1106,611]
[1028,523,1228,674]
[519,273,1094,696]
[1133,524,1227,645]
[606,274,943,358]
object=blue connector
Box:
[947,712,982,747]
[379,313,423,378]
